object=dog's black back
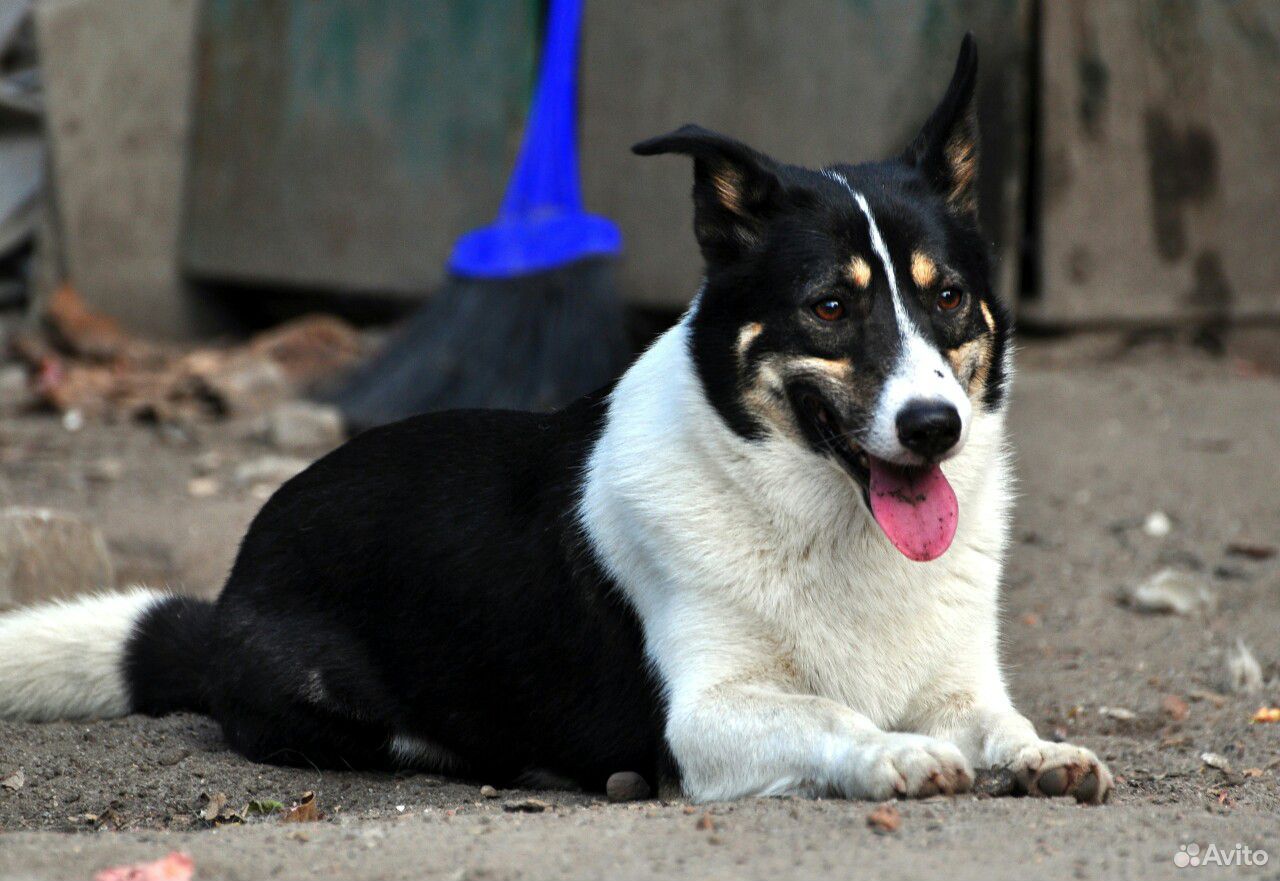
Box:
[130,393,668,788]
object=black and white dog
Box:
[0,37,1110,803]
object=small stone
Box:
[1201,752,1233,773]
[972,767,1018,797]
[157,748,189,767]
[479,785,499,799]
[605,771,651,803]
[694,811,716,831]
[61,409,84,432]
[0,364,31,411]
[866,802,901,833]
[192,450,223,476]
[502,798,550,813]
[265,402,345,451]
[86,457,124,483]
[1161,694,1190,722]
[233,455,310,487]
[1223,640,1263,694]
[204,358,290,415]
[1100,706,1136,721]
[1,769,24,790]
[1120,569,1216,616]
[0,507,114,607]
[1143,510,1172,537]
[186,477,220,498]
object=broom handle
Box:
[498,0,584,219]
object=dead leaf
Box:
[866,802,902,834]
[1,769,24,791]
[198,791,242,825]
[45,284,130,361]
[1251,707,1280,724]
[93,850,194,881]
[1161,694,1190,722]
[198,792,227,823]
[281,791,322,823]
[1242,767,1265,778]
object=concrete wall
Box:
[1028,0,1280,326]
[37,0,233,338]
[580,0,1031,310]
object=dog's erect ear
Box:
[633,124,786,264]
[902,34,980,218]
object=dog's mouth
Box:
[794,391,959,563]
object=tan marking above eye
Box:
[736,322,764,360]
[848,255,872,289]
[911,252,938,288]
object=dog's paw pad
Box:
[1006,741,1112,804]
[862,734,973,800]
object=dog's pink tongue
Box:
[867,459,958,562]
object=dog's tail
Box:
[0,588,214,721]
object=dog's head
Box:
[633,36,1010,563]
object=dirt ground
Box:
[1,334,1278,881]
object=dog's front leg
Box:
[927,697,1113,804]
[667,683,973,802]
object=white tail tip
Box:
[0,588,167,721]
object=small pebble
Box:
[866,802,901,834]
[187,477,220,498]
[1143,510,1172,537]
[502,798,550,813]
[479,785,499,799]
[1224,640,1263,694]
[605,771,651,803]
[1,769,24,790]
[1161,694,1190,722]
[694,812,716,831]
[971,767,1017,797]
[157,748,189,767]
[86,458,124,483]
[61,409,84,432]
[1121,569,1216,616]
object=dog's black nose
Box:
[895,400,962,460]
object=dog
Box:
[0,36,1110,803]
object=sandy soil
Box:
[1,336,1278,880]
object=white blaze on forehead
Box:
[824,170,971,463]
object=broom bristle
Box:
[325,258,630,432]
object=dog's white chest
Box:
[581,323,1012,731]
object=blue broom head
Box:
[447,0,621,280]
[448,209,622,279]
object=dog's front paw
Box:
[851,733,973,800]
[1003,741,1112,804]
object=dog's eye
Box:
[937,288,964,312]
[812,299,846,321]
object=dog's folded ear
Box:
[902,33,981,218]
[634,125,787,264]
